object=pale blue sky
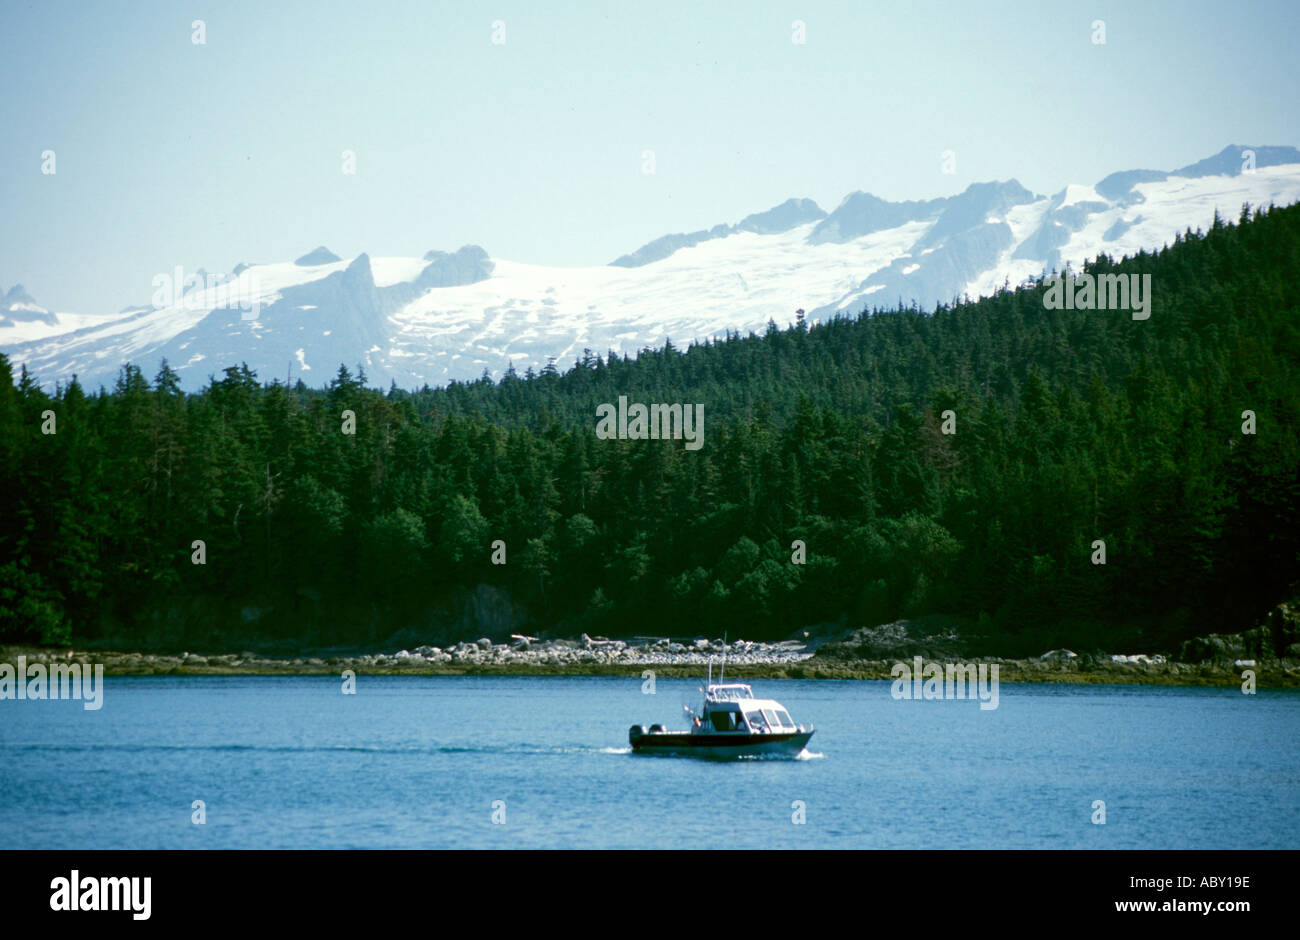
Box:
[2,0,1297,314]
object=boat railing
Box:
[704,683,754,702]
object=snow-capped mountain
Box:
[0,284,118,344]
[6,145,1300,392]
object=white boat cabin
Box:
[699,683,800,733]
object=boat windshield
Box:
[774,708,795,728]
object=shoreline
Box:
[3,642,1296,688]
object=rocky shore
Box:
[4,627,1298,686]
[0,635,812,678]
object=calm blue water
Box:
[1,675,1296,849]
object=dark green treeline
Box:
[1,202,1296,654]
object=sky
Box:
[2,0,1298,315]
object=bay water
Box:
[1,675,1295,849]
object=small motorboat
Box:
[629,678,814,758]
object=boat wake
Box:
[729,748,823,762]
[3,741,635,758]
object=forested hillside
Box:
[2,202,1297,655]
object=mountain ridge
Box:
[4,144,1299,393]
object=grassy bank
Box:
[3,646,1296,688]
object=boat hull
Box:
[629,727,814,759]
